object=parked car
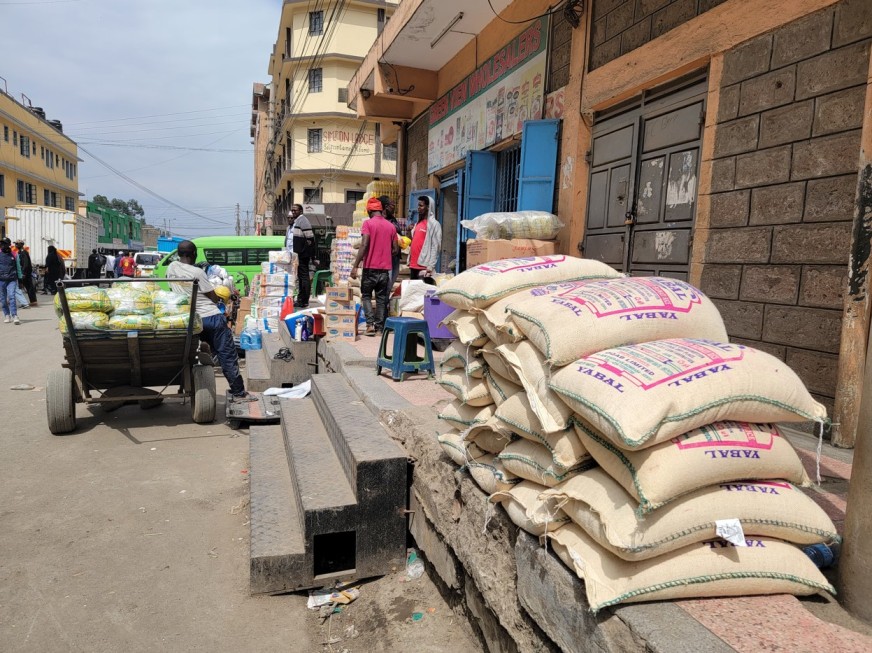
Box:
[134,251,163,277]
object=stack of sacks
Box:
[252,250,296,332]
[432,256,622,535]
[56,287,113,332]
[57,285,201,333]
[493,275,836,609]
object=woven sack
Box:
[440,340,486,378]
[549,339,827,450]
[437,431,486,466]
[497,341,573,432]
[575,419,811,513]
[434,255,622,310]
[468,453,521,494]
[495,392,590,472]
[479,346,520,383]
[468,424,515,454]
[438,401,495,430]
[549,524,834,613]
[483,368,524,407]
[498,438,593,488]
[508,277,727,366]
[436,369,493,407]
[490,481,570,536]
[543,467,838,561]
[441,309,489,347]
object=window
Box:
[65,196,74,211]
[308,68,322,93]
[50,191,58,207]
[24,182,36,204]
[244,249,273,265]
[17,180,25,202]
[44,189,51,206]
[0,174,4,197]
[377,8,386,34]
[307,128,322,153]
[346,190,364,203]
[383,143,398,161]
[309,10,323,35]
[285,26,292,57]
[20,135,30,157]
[203,249,244,266]
[338,87,348,103]
[3,126,7,142]
[13,131,17,146]
[304,187,322,203]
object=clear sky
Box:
[1,0,279,238]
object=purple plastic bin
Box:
[424,290,456,340]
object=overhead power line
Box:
[65,104,251,126]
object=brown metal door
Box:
[583,77,706,280]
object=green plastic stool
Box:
[312,270,333,295]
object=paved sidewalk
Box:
[341,333,872,652]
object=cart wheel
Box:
[191,364,216,424]
[47,368,77,435]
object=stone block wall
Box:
[700,0,872,413]
[549,10,573,90]
[590,0,730,70]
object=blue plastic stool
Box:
[376,317,436,381]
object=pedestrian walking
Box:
[43,245,66,295]
[378,195,402,311]
[0,238,22,324]
[167,240,254,402]
[409,196,442,280]
[103,252,116,278]
[350,197,399,336]
[285,204,315,308]
[87,249,104,280]
[14,240,37,304]
[118,251,136,278]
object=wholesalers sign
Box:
[427,16,548,173]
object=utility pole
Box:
[235,203,241,236]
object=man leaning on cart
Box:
[167,240,255,402]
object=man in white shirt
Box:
[167,240,251,400]
[103,253,116,278]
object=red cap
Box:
[366,197,383,212]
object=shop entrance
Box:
[583,75,707,280]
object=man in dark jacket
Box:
[14,241,36,304]
[0,238,21,324]
[285,204,315,308]
[87,249,104,281]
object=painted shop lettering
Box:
[618,311,679,321]
[704,449,761,460]
[720,483,779,494]
[667,364,731,387]
[578,367,625,393]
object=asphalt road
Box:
[0,301,312,651]
[0,301,481,653]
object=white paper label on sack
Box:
[715,519,747,546]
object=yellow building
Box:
[0,89,80,234]
[263,0,399,229]
[251,82,271,234]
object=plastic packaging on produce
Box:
[460,211,564,240]
[152,290,190,317]
[106,314,156,330]
[55,288,113,315]
[155,313,203,333]
[107,286,154,316]
[58,311,110,333]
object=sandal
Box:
[273,347,293,361]
[231,392,259,403]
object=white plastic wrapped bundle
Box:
[460,211,564,240]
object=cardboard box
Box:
[326,286,353,302]
[235,310,251,336]
[325,326,357,341]
[325,298,356,314]
[239,297,253,312]
[326,313,357,329]
[465,238,558,267]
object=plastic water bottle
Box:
[802,543,835,568]
[240,328,262,351]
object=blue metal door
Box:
[461,151,497,272]
[517,119,560,212]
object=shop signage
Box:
[322,128,376,155]
[545,87,565,120]
[427,16,548,173]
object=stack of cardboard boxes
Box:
[235,296,253,336]
[324,286,357,342]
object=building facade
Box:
[251,82,271,234]
[349,0,872,446]
[81,200,144,254]
[261,0,399,230]
[0,89,80,237]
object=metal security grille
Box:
[495,145,521,213]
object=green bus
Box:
[155,236,287,289]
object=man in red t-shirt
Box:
[351,197,399,336]
[119,252,136,277]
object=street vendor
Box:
[167,240,254,402]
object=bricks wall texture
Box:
[699,0,872,409]
[406,113,429,190]
[590,0,729,70]
[550,11,573,91]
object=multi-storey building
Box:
[0,88,80,236]
[262,0,399,229]
[251,82,271,234]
